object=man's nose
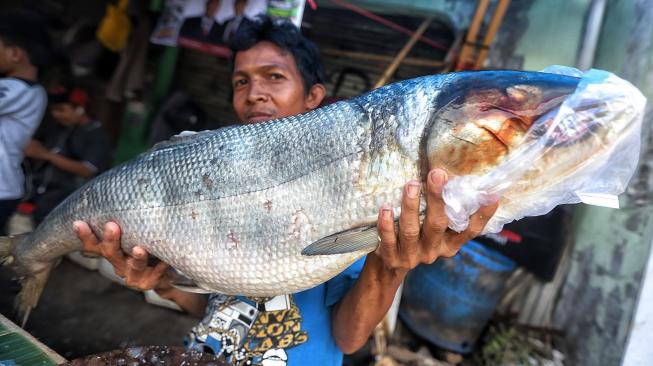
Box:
[246,80,269,103]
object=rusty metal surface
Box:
[61,346,228,366]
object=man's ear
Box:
[305,83,327,110]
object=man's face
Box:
[0,39,16,75]
[232,41,316,124]
[51,103,81,126]
[205,0,220,17]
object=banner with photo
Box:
[151,0,307,58]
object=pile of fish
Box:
[0,69,645,323]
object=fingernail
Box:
[430,169,448,189]
[406,181,420,198]
[133,248,143,258]
[381,204,393,219]
[73,221,81,232]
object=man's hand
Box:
[72,221,208,317]
[24,139,52,161]
[375,168,498,276]
[73,221,170,291]
[332,168,499,354]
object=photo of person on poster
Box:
[175,0,266,56]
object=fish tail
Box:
[1,233,49,327]
[15,270,51,327]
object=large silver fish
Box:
[3,71,617,321]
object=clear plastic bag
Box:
[442,66,647,233]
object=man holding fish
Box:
[72,16,497,365]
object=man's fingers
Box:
[466,202,499,239]
[74,221,100,254]
[438,234,466,258]
[125,247,148,285]
[420,169,449,253]
[124,248,168,291]
[376,203,398,262]
[103,222,121,247]
[97,222,127,273]
[128,246,149,272]
[441,201,500,257]
[398,180,421,246]
[152,261,170,280]
[101,222,123,257]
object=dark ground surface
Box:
[0,258,198,361]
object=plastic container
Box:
[399,240,516,354]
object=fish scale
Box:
[4,72,590,317]
[15,77,436,295]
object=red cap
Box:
[48,86,89,108]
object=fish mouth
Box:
[427,76,579,176]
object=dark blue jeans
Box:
[0,199,20,236]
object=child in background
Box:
[25,86,112,225]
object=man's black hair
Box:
[230,16,325,93]
[0,11,51,69]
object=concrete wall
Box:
[550,1,653,365]
[488,0,653,365]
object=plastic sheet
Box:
[442,66,646,233]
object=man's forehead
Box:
[233,41,298,74]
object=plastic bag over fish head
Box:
[442,66,647,234]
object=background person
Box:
[0,13,49,235]
[25,86,112,225]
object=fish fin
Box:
[302,227,380,256]
[15,269,52,327]
[150,131,200,150]
[164,266,212,293]
[170,282,214,294]
[0,233,28,266]
[150,128,226,151]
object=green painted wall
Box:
[514,0,591,71]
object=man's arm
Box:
[0,80,26,115]
[74,221,208,317]
[25,139,96,177]
[331,168,498,354]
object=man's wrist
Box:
[154,285,176,301]
[365,252,407,288]
[43,151,56,162]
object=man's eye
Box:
[233,79,248,87]
[270,73,285,80]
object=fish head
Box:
[426,71,580,176]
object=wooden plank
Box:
[456,0,490,70]
[474,0,512,69]
[374,18,433,88]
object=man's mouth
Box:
[246,111,275,123]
